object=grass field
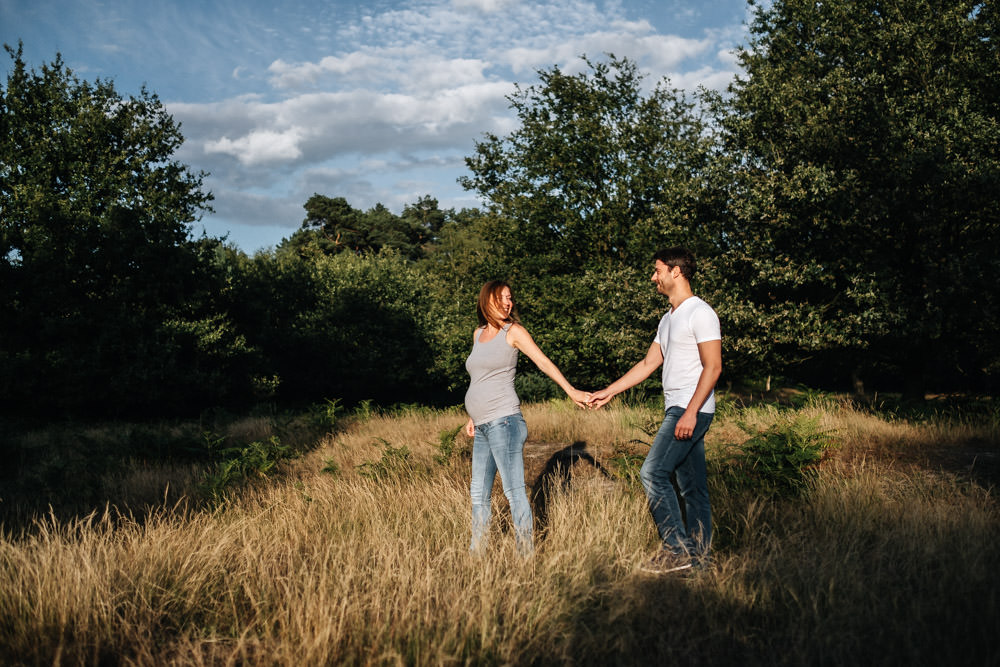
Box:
[1,393,998,665]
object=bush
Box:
[357,440,418,480]
[228,249,447,406]
[714,414,834,499]
[201,435,294,502]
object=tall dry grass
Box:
[1,397,997,665]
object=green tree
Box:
[722,0,1000,394]
[0,44,245,416]
[227,249,443,405]
[461,54,721,272]
[287,194,365,255]
[284,194,426,260]
[401,195,447,247]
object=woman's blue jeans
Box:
[469,413,533,554]
[640,406,714,558]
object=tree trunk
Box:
[851,367,866,400]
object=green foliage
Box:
[282,195,426,260]
[720,0,1000,392]
[308,398,343,431]
[357,440,415,480]
[461,54,722,271]
[352,399,376,423]
[281,194,465,262]
[225,249,446,405]
[607,445,645,485]
[200,430,227,458]
[201,435,294,502]
[715,414,833,499]
[786,386,837,410]
[508,266,664,389]
[416,207,490,279]
[432,425,464,466]
[0,43,254,417]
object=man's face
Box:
[651,260,676,295]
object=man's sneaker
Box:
[639,550,693,574]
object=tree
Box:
[0,43,241,416]
[721,0,1000,394]
[284,194,426,260]
[290,194,365,255]
[401,195,447,247]
[460,54,722,273]
[226,249,444,405]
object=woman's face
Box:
[491,287,514,321]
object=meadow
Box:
[1,393,998,666]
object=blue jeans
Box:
[469,413,533,554]
[640,406,714,558]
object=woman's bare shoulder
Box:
[506,322,532,344]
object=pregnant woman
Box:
[464,280,589,555]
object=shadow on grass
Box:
[537,491,1000,666]
[530,441,613,529]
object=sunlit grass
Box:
[1,396,997,665]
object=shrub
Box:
[432,425,464,466]
[201,435,294,502]
[714,414,834,499]
[357,440,417,480]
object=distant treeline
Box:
[3,0,998,420]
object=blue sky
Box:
[3,0,755,253]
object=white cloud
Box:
[267,50,490,93]
[5,0,752,250]
[669,65,737,93]
[497,22,710,76]
[451,0,518,12]
[176,77,514,173]
[205,129,305,165]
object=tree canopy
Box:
[281,194,450,261]
[0,43,246,416]
[721,0,1000,392]
[460,54,722,273]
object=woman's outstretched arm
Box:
[506,324,590,408]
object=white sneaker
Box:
[639,552,693,574]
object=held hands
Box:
[586,387,615,410]
[566,385,617,410]
[567,388,592,409]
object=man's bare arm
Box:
[589,342,664,409]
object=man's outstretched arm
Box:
[589,342,663,409]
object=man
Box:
[590,247,722,573]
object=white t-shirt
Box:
[653,296,722,413]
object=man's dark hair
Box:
[653,247,697,280]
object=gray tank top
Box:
[464,324,520,425]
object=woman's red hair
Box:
[476,280,520,330]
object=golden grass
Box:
[1,397,997,665]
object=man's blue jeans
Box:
[470,413,533,554]
[640,406,714,558]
